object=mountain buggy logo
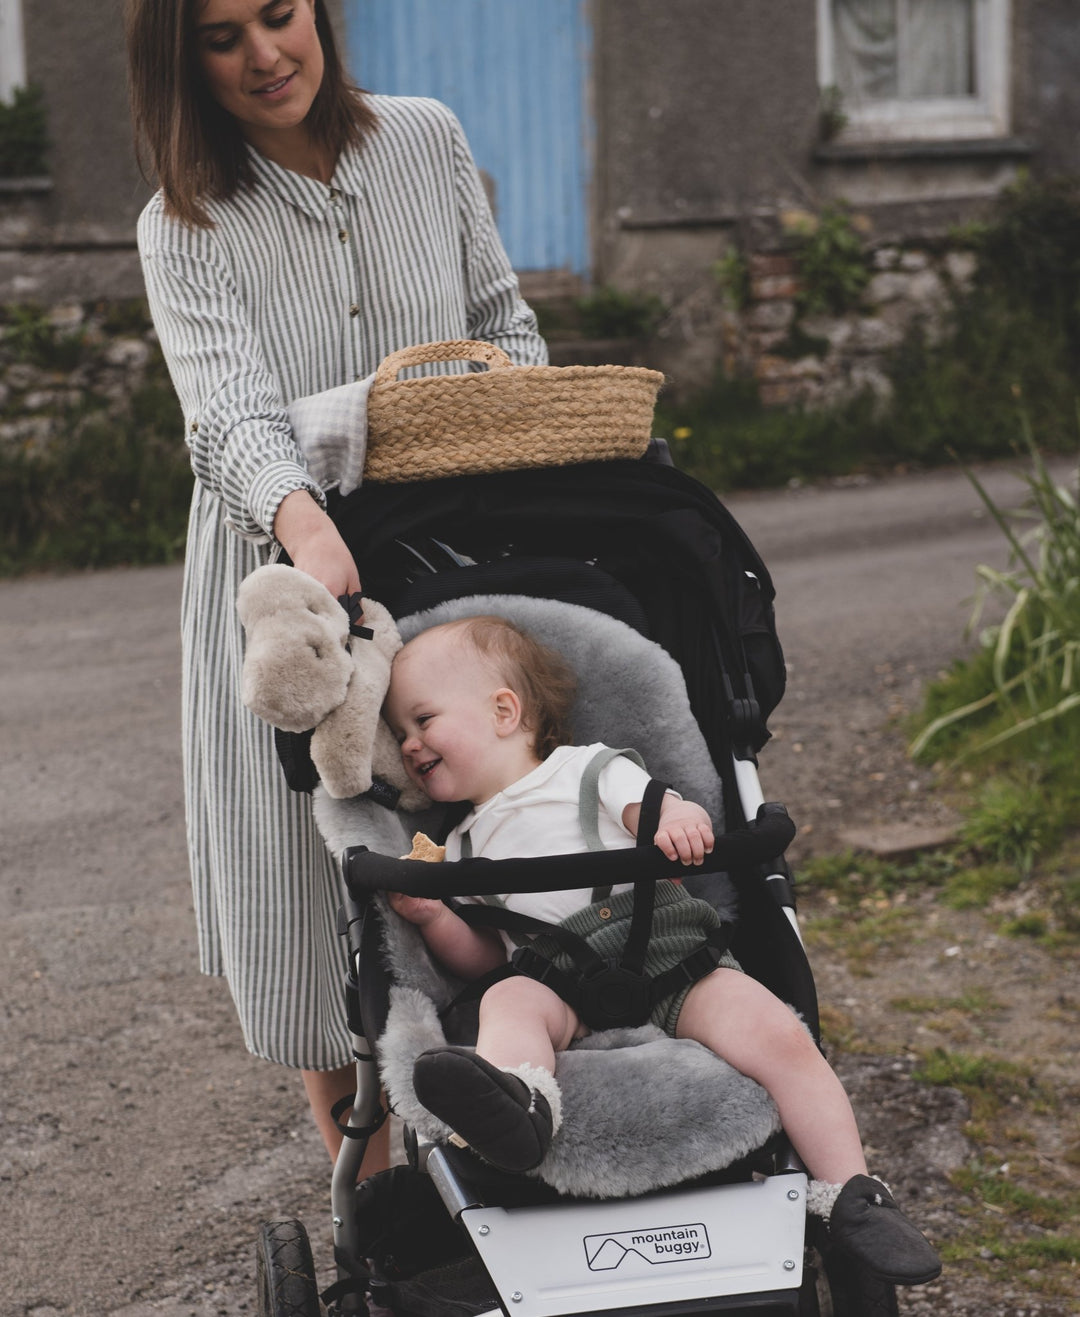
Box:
[584,1223,711,1270]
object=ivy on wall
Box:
[0,84,50,178]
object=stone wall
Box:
[731,243,979,410]
[0,243,984,452]
[0,301,168,456]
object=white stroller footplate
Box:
[457,1174,808,1317]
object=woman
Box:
[125,0,547,1164]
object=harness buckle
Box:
[577,963,653,1031]
[511,945,559,988]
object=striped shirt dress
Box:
[137,96,548,1070]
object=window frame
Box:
[0,0,27,102]
[817,0,1011,143]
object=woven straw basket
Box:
[363,340,664,483]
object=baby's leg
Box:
[413,976,577,1174]
[678,971,942,1285]
[676,968,866,1184]
[477,974,582,1075]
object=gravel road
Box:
[1,458,1070,1317]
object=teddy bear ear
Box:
[237,564,350,636]
[353,596,403,662]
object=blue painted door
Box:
[343,0,592,277]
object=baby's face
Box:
[384,628,507,805]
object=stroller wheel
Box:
[820,1248,900,1317]
[800,1223,900,1317]
[256,1219,321,1317]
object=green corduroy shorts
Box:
[526,879,741,1036]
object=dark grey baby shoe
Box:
[830,1175,942,1285]
[413,1047,557,1173]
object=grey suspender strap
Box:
[579,746,646,902]
[579,747,646,852]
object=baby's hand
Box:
[654,798,714,866]
[387,892,446,926]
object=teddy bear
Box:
[236,563,427,809]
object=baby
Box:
[383,615,940,1286]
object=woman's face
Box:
[194,0,325,150]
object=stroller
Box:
[254,447,901,1317]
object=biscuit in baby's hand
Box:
[401,832,445,863]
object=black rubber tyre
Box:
[799,1218,900,1317]
[256,1219,321,1317]
[822,1248,900,1317]
[797,1242,830,1316]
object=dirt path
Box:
[743,468,1080,1316]
[2,460,1077,1316]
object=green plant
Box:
[98,300,155,337]
[0,84,50,177]
[656,369,875,491]
[800,847,960,904]
[1001,911,1050,938]
[573,285,665,339]
[971,172,1080,357]
[940,862,1023,910]
[960,774,1060,877]
[819,85,849,142]
[787,203,870,316]
[911,431,1080,762]
[2,303,84,370]
[952,1163,1076,1231]
[712,250,751,311]
[913,1048,1046,1122]
[0,371,191,574]
[890,988,1003,1016]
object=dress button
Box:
[349,303,359,317]
[189,421,199,433]
[598,907,612,920]
[338,228,348,242]
[329,186,339,199]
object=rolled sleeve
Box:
[138,208,318,541]
[598,754,681,831]
[245,457,325,544]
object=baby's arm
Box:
[622,795,715,866]
[388,893,508,978]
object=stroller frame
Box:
[323,753,815,1317]
[254,456,898,1317]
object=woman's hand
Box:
[273,490,361,601]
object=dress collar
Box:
[245,144,365,219]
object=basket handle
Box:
[373,339,514,385]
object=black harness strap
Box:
[619,777,669,976]
[441,777,733,1031]
[453,901,610,978]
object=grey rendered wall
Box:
[1,0,347,301]
[1,0,148,300]
[25,0,148,236]
[590,0,820,388]
[587,0,1080,393]
[1021,0,1080,178]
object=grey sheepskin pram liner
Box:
[316,593,783,1201]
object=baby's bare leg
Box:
[477,975,581,1074]
[677,968,867,1184]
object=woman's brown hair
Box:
[125,0,378,228]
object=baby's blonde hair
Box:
[442,616,576,760]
